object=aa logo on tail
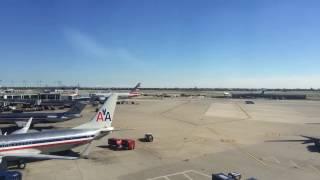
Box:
[96,108,112,122]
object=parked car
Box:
[108,138,135,150]
[0,170,22,180]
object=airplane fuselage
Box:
[0,113,81,124]
[93,92,140,102]
[0,129,104,154]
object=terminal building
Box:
[0,92,78,101]
[0,93,60,100]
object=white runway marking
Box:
[309,165,320,175]
[189,170,211,178]
[289,160,300,169]
[270,156,281,164]
[146,170,211,180]
[183,173,193,180]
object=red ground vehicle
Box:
[108,138,135,150]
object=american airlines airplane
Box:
[0,102,86,127]
[0,93,118,170]
[91,82,141,102]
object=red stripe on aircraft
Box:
[0,139,91,152]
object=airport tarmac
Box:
[14,97,320,180]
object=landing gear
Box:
[17,161,26,169]
[0,158,8,170]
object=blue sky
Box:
[0,0,320,88]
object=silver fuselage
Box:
[0,129,108,154]
[93,92,140,102]
[0,113,81,124]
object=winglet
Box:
[12,117,33,134]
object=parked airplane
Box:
[266,135,320,151]
[0,93,118,169]
[91,82,141,102]
[0,102,86,127]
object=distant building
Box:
[0,92,61,100]
[231,92,306,100]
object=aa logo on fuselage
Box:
[96,108,112,122]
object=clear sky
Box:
[0,0,320,88]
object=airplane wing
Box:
[300,135,320,141]
[300,135,320,144]
[1,153,77,160]
[0,149,77,161]
[265,135,320,144]
[265,139,306,142]
[109,128,135,132]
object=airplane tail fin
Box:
[66,102,87,114]
[129,82,141,96]
[73,94,118,129]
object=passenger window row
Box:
[0,135,94,148]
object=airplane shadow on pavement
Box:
[306,145,320,153]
